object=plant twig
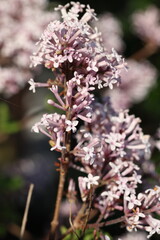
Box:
[48,64,73,239]
[69,203,80,239]
[87,204,160,229]
[87,215,126,229]
[49,162,67,239]
[20,184,34,240]
[81,188,93,238]
[130,41,158,61]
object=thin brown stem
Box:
[49,163,67,239]
[87,204,160,229]
[58,203,98,240]
[87,215,126,229]
[130,41,158,61]
[73,203,88,229]
[49,83,72,239]
[81,189,93,237]
[0,56,12,66]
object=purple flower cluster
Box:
[29,2,160,239]
[132,5,160,46]
[74,99,149,169]
[96,7,159,109]
[107,60,157,109]
[95,13,124,52]
[73,100,147,206]
[0,0,58,97]
[71,100,160,238]
[30,2,126,90]
[31,2,126,151]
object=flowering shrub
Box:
[29,2,160,240]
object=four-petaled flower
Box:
[84,173,100,189]
[125,193,141,209]
[28,78,36,93]
[83,146,95,163]
[66,120,79,133]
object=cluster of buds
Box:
[29,2,160,239]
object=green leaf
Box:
[60,226,68,235]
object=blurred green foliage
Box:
[60,226,111,240]
[0,103,20,134]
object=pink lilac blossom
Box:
[95,13,124,52]
[74,99,148,204]
[32,113,67,151]
[31,81,94,147]
[0,67,31,96]
[29,2,160,239]
[132,5,160,46]
[74,100,149,169]
[123,187,160,237]
[30,2,126,151]
[84,173,100,189]
[30,3,126,91]
[0,0,58,96]
[72,100,160,238]
[106,60,157,109]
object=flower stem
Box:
[49,94,71,239]
[130,41,158,61]
[49,163,67,239]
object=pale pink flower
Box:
[84,173,100,189]
[28,78,36,93]
[65,120,79,133]
[125,193,141,209]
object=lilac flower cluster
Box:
[30,2,126,90]
[0,67,31,96]
[71,100,160,238]
[30,2,126,150]
[29,2,160,239]
[124,187,160,237]
[0,0,58,97]
[132,5,160,46]
[95,7,159,109]
[73,100,147,200]
[95,13,124,52]
[107,60,157,109]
